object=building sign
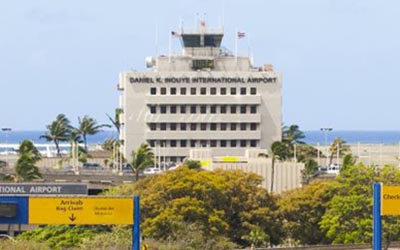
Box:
[129,76,278,84]
[0,183,88,195]
[381,186,400,215]
[29,197,133,225]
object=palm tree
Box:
[130,144,154,181]
[328,137,351,165]
[259,141,290,193]
[5,140,42,182]
[40,114,72,157]
[282,124,305,148]
[76,115,111,151]
[106,108,123,135]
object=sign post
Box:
[133,195,140,250]
[373,182,381,250]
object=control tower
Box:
[118,22,282,163]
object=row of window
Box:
[148,139,258,148]
[150,87,257,96]
[149,105,257,114]
[148,123,258,131]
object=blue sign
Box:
[0,196,28,224]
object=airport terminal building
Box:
[117,23,282,163]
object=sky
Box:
[0,0,399,131]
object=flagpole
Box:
[168,31,171,63]
[235,28,238,64]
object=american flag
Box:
[237,31,246,39]
[171,31,181,37]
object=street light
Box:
[320,128,333,166]
[1,128,12,165]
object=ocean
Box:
[1,130,400,146]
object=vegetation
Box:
[41,114,72,157]
[106,108,123,136]
[76,115,110,150]
[106,167,282,247]
[328,137,351,165]
[182,159,201,170]
[130,143,154,181]
[4,140,42,182]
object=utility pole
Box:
[320,128,333,166]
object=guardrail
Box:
[249,241,400,250]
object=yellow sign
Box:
[200,160,210,167]
[29,197,133,225]
[382,186,400,215]
[221,156,238,162]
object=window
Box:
[250,140,257,147]
[160,123,167,131]
[200,140,207,147]
[190,140,196,147]
[200,123,207,130]
[190,87,196,95]
[210,140,217,147]
[240,140,247,147]
[250,105,257,114]
[180,87,186,95]
[149,140,155,147]
[250,87,257,95]
[160,105,167,114]
[220,88,226,95]
[200,87,206,95]
[150,106,156,114]
[221,123,227,131]
[230,123,237,131]
[240,87,246,95]
[230,105,236,114]
[170,87,176,95]
[220,140,227,147]
[210,105,217,114]
[220,105,227,114]
[149,123,156,131]
[210,87,217,95]
[190,123,197,131]
[180,123,187,131]
[170,105,177,114]
[210,123,217,131]
[240,123,247,131]
[190,105,196,114]
[180,140,187,147]
[230,140,237,147]
[200,105,207,114]
[161,87,167,95]
[150,87,157,95]
[180,105,186,114]
[250,123,257,130]
[170,123,177,131]
[240,105,247,114]
[170,140,177,147]
[230,88,236,95]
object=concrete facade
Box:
[118,24,282,162]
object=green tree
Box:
[278,179,334,245]
[76,115,111,151]
[106,167,282,247]
[269,141,290,192]
[328,137,351,166]
[320,164,400,245]
[282,124,305,148]
[106,108,123,135]
[6,140,42,182]
[130,144,154,181]
[341,153,356,172]
[40,114,72,157]
[182,160,201,170]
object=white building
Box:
[118,23,282,163]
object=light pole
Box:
[320,128,332,166]
[1,128,12,164]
